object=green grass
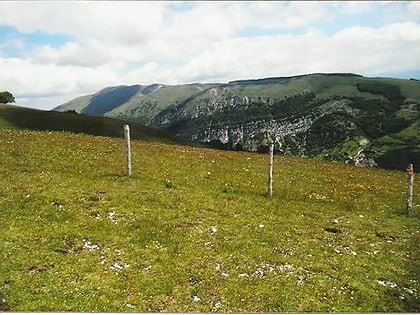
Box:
[0,103,190,145]
[0,128,419,312]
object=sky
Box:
[0,1,420,110]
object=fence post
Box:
[268,143,274,197]
[123,124,132,177]
[406,163,414,214]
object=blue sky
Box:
[0,25,71,58]
[0,1,419,110]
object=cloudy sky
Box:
[1,1,420,110]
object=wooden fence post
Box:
[406,163,414,214]
[123,124,132,177]
[268,143,274,197]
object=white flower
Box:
[110,262,130,271]
[192,295,201,302]
[297,276,305,285]
[277,263,294,272]
[376,280,398,288]
[108,211,118,224]
[99,255,106,264]
[82,238,99,251]
[404,287,416,295]
[210,226,217,235]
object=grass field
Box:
[0,127,419,312]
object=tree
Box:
[65,110,79,114]
[0,91,15,104]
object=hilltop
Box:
[0,103,189,145]
[0,128,419,312]
[54,73,420,170]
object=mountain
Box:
[54,73,420,169]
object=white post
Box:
[268,143,274,197]
[123,124,132,177]
[406,163,414,214]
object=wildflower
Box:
[108,210,118,224]
[403,287,417,295]
[82,239,99,251]
[297,276,305,285]
[110,262,130,271]
[214,301,223,309]
[376,280,398,288]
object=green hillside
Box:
[54,74,420,169]
[0,128,419,312]
[0,104,188,145]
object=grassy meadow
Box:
[0,126,419,312]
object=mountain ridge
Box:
[54,73,420,169]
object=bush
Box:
[0,91,15,104]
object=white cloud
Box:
[0,1,419,109]
[0,1,166,40]
[328,22,420,74]
[0,57,121,99]
[144,21,420,83]
[31,41,113,67]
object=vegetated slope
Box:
[54,73,420,170]
[0,103,188,145]
[55,83,219,125]
[0,129,419,312]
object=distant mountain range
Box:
[54,73,420,170]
